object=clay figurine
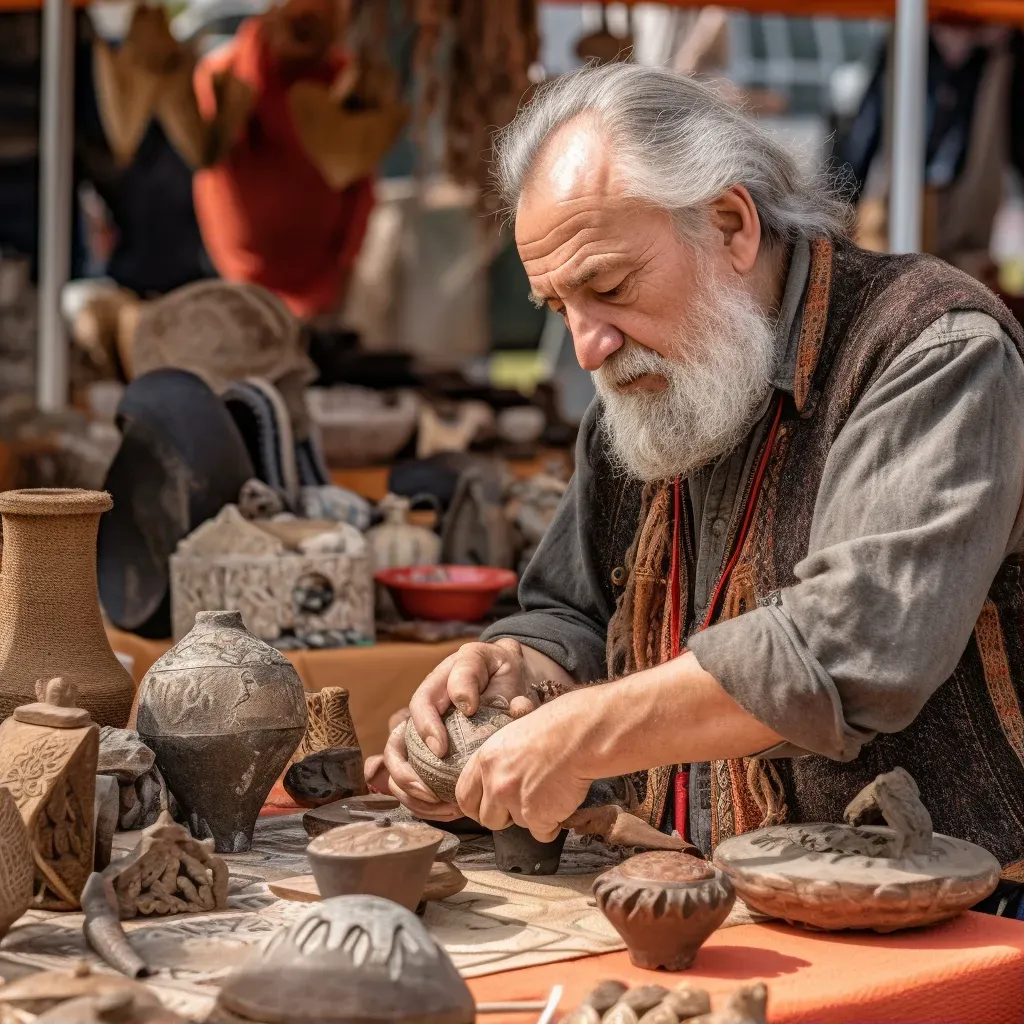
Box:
[405,702,513,803]
[0,678,99,910]
[306,818,444,911]
[367,493,442,571]
[136,610,307,852]
[217,895,475,1024]
[0,785,33,939]
[593,851,735,971]
[0,489,134,727]
[713,767,1001,932]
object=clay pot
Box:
[405,703,513,803]
[0,785,33,938]
[493,825,568,876]
[136,610,307,853]
[593,852,735,971]
[713,767,1001,933]
[217,894,476,1024]
[0,489,134,727]
[307,819,443,911]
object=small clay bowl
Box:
[593,851,735,970]
[307,819,443,912]
[493,825,568,875]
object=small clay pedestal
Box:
[493,825,568,876]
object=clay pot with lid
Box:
[593,851,735,970]
[136,609,307,853]
[0,489,134,727]
[307,818,444,911]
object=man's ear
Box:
[710,184,762,275]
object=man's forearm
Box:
[517,642,578,697]
[534,651,783,778]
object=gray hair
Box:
[493,63,852,244]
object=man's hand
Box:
[363,638,539,819]
[455,699,594,842]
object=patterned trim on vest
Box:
[975,599,1024,773]
[793,237,834,415]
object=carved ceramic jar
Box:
[0,786,32,936]
[593,851,735,971]
[136,610,307,852]
[217,894,475,1024]
[713,768,1000,933]
[0,489,134,727]
[405,703,513,803]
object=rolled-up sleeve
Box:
[687,311,1024,761]
[479,403,615,682]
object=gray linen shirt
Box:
[482,238,1024,853]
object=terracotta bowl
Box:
[375,565,517,621]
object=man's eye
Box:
[597,278,629,299]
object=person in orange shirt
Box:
[192,0,400,320]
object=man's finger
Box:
[508,695,536,720]
[387,777,462,821]
[447,645,501,717]
[409,653,459,757]
[381,724,443,805]
[454,753,484,823]
[476,791,514,832]
[363,754,389,794]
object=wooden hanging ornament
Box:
[0,678,99,911]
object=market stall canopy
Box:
[545,0,1024,24]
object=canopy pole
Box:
[36,0,75,412]
[888,0,928,253]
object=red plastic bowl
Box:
[374,565,518,622]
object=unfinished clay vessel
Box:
[405,702,513,803]
[493,825,568,875]
[218,894,475,1024]
[594,851,735,971]
[0,678,99,910]
[136,610,307,852]
[0,785,32,937]
[713,767,1000,933]
[306,818,443,911]
[0,489,134,727]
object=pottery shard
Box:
[405,703,513,803]
[97,727,156,782]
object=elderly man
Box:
[366,64,1024,900]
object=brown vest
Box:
[603,238,1024,877]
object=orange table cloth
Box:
[106,627,462,757]
[469,912,1024,1024]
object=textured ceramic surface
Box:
[493,825,568,876]
[137,610,307,853]
[0,679,99,910]
[713,768,1001,933]
[0,489,134,727]
[594,852,735,971]
[217,894,476,1024]
[0,786,32,937]
[405,703,513,803]
[307,819,443,911]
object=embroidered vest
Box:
[602,238,1024,877]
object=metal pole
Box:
[888,0,928,253]
[37,0,75,412]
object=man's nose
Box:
[568,309,624,371]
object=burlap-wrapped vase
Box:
[0,489,134,727]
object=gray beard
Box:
[593,276,777,483]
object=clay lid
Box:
[713,823,1001,889]
[217,895,475,1024]
[618,851,716,884]
[307,819,444,859]
[0,488,112,516]
[302,794,402,838]
[405,703,513,803]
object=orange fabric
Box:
[106,627,463,757]
[469,913,1024,1024]
[192,18,375,318]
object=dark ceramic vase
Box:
[137,610,307,852]
[493,825,568,875]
